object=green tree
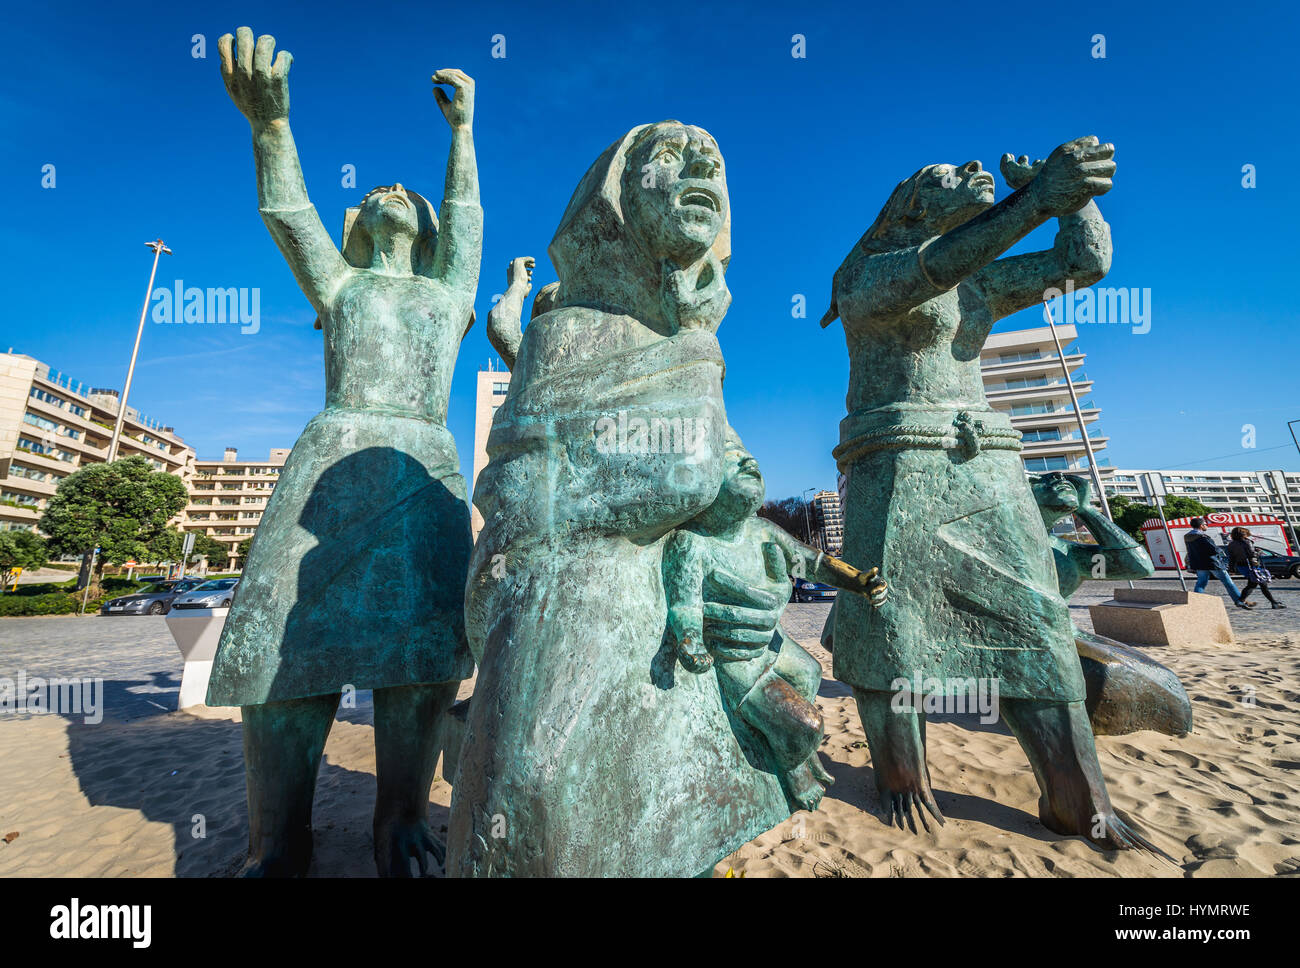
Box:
[757,496,815,545]
[0,530,48,592]
[1108,494,1213,543]
[40,456,188,591]
[194,533,232,568]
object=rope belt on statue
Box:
[832,410,1022,472]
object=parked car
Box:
[1259,549,1300,580]
[791,577,836,603]
[100,578,207,616]
[170,578,241,609]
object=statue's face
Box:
[917,161,995,232]
[355,183,420,246]
[717,444,765,519]
[623,124,727,264]
[1030,472,1080,522]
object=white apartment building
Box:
[0,352,194,533]
[1104,468,1300,526]
[979,324,1109,476]
[471,364,511,538]
[812,489,843,554]
[180,447,290,570]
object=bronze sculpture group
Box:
[210,27,1187,877]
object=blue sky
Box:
[5,0,1298,500]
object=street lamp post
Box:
[107,239,171,462]
[1041,299,1114,522]
[1269,470,1300,555]
[802,487,818,549]
[1146,472,1188,592]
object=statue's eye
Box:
[655,148,680,164]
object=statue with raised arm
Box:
[1029,473,1192,737]
[486,257,560,370]
[822,137,1164,854]
[205,27,481,877]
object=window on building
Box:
[1023,457,1071,472]
[7,464,48,483]
[29,387,66,409]
[23,412,58,432]
[17,437,74,462]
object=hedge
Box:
[0,577,149,617]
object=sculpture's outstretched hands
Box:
[999,154,1044,191]
[507,257,535,295]
[219,28,292,124]
[432,68,475,129]
[822,558,888,607]
[1026,137,1115,217]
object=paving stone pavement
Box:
[0,616,375,726]
[2,574,1294,724]
[784,573,1300,645]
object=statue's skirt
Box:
[447,328,794,877]
[832,409,1085,703]
[206,407,474,707]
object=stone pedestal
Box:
[1088,588,1234,648]
[165,607,229,709]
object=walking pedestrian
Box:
[1227,526,1285,610]
[1184,518,1251,609]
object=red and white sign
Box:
[1141,513,1293,570]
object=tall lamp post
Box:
[1042,299,1114,522]
[802,487,818,549]
[80,240,170,594]
[1145,472,1187,592]
[107,239,171,462]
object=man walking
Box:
[1184,518,1251,609]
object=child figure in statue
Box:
[664,433,888,810]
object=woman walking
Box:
[1227,527,1285,609]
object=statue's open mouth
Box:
[381,193,411,209]
[677,187,720,212]
[970,173,995,191]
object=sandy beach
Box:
[1,580,1297,877]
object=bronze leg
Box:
[373,681,459,877]
[239,692,340,877]
[999,697,1169,857]
[852,687,944,833]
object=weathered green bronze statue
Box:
[664,429,887,811]
[1030,473,1192,737]
[822,138,1161,852]
[450,123,829,877]
[206,28,480,876]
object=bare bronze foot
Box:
[853,687,946,834]
[808,752,835,786]
[374,815,445,877]
[239,846,311,878]
[1003,697,1172,860]
[784,761,827,811]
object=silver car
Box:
[101,578,208,616]
[170,578,241,609]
